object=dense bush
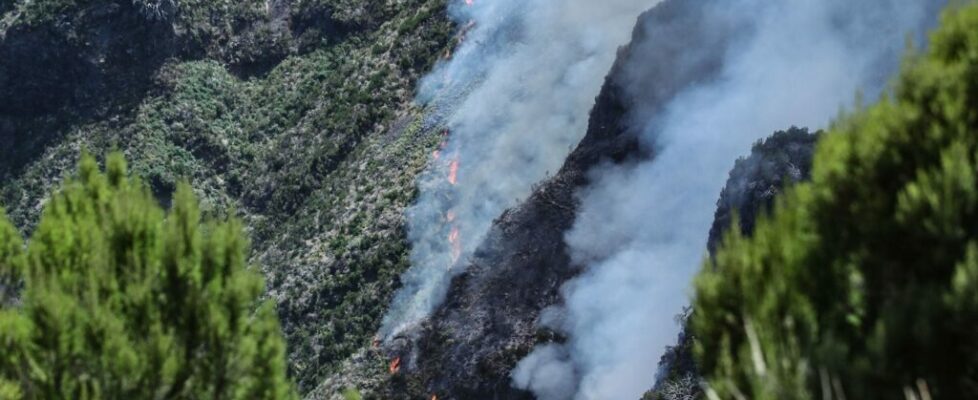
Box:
[693,3,978,399]
[0,153,295,399]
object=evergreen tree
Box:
[0,207,22,307]
[694,3,978,399]
[0,152,296,399]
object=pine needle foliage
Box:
[693,3,978,399]
[0,152,296,399]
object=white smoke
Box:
[380,0,658,340]
[513,0,944,399]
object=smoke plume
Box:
[513,0,944,399]
[380,0,656,340]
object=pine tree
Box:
[693,2,978,399]
[0,152,296,399]
[0,207,22,306]
[694,3,978,399]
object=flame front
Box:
[449,226,462,264]
[389,357,401,374]
[448,158,459,185]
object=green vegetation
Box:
[0,153,295,399]
[693,3,978,399]
[341,387,363,400]
[0,0,454,392]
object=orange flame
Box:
[389,357,402,374]
[431,396,438,400]
[448,158,459,185]
[449,226,462,263]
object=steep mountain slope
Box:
[376,1,743,398]
[2,0,946,398]
[0,0,455,393]
[374,0,938,396]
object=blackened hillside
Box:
[707,127,821,255]
[387,0,747,397]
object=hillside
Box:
[0,0,455,392]
[386,1,734,397]
[1,0,964,399]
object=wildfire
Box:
[389,357,402,374]
[431,396,438,400]
[449,226,462,263]
[437,137,452,161]
[432,129,463,264]
[448,226,460,245]
[448,158,459,185]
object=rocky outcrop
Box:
[707,127,821,255]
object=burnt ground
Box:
[382,0,749,398]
